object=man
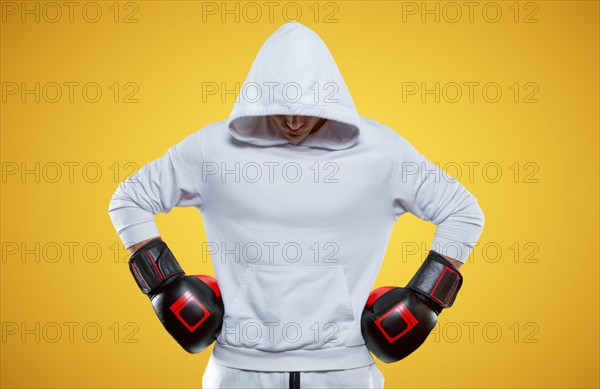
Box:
[109,21,484,388]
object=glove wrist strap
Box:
[128,239,185,296]
[406,250,463,313]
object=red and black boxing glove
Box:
[361,250,463,363]
[129,238,224,353]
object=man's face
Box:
[268,115,327,143]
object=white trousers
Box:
[202,354,385,389]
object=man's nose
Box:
[286,116,304,130]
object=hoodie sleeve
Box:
[108,129,206,248]
[391,136,485,262]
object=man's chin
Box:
[283,133,308,141]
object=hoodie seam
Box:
[198,129,208,213]
[229,104,360,150]
[389,137,402,222]
[217,343,368,353]
[230,106,359,130]
[232,103,358,118]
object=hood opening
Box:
[227,21,360,151]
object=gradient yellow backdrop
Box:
[1,1,598,388]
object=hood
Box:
[227,21,360,151]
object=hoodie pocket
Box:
[218,264,356,352]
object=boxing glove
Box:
[128,238,224,353]
[361,250,463,363]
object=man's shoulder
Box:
[181,118,230,149]
[358,114,405,147]
[196,118,229,137]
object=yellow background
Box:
[1,1,598,388]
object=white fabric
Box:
[108,21,485,372]
[202,354,385,389]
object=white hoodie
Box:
[108,21,484,372]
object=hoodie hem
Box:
[228,104,360,150]
[211,342,375,372]
[116,221,160,249]
[230,103,359,124]
[431,234,476,262]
